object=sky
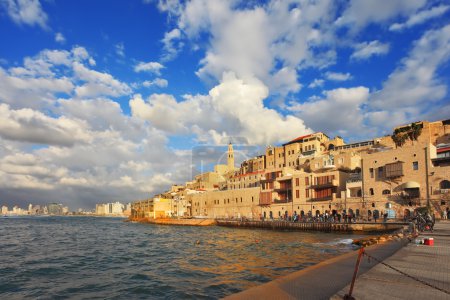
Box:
[0,0,449,209]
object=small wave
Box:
[316,238,354,246]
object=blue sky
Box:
[0,0,449,209]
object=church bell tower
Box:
[227,142,235,171]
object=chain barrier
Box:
[363,250,450,296]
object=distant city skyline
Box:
[0,0,449,208]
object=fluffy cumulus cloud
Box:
[289,87,369,138]
[0,0,48,29]
[351,40,390,60]
[157,0,337,96]
[0,103,92,146]
[130,72,311,145]
[134,61,165,75]
[0,46,190,209]
[0,46,130,109]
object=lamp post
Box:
[425,146,431,211]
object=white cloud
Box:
[161,28,184,61]
[131,72,311,145]
[371,24,450,110]
[168,0,336,95]
[134,61,165,75]
[55,32,66,44]
[0,103,92,146]
[366,24,450,134]
[390,5,450,32]
[308,79,324,89]
[325,72,352,81]
[336,0,427,31]
[115,42,125,57]
[73,62,132,97]
[0,45,195,209]
[0,0,49,29]
[0,67,74,109]
[289,87,370,137]
[351,40,390,60]
[143,78,168,88]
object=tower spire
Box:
[227,142,235,171]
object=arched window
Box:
[440,180,450,189]
[382,189,391,195]
[369,188,374,195]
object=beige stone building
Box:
[132,119,450,220]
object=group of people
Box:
[260,210,386,223]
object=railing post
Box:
[344,247,365,300]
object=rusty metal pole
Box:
[344,247,365,300]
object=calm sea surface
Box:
[0,216,359,299]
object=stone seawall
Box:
[216,219,406,233]
[129,217,216,226]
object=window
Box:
[296,178,300,186]
[369,188,374,195]
[377,167,384,178]
[296,190,300,198]
[440,180,450,189]
[305,177,309,185]
[412,161,419,170]
[382,189,391,195]
[369,168,374,178]
[305,189,310,197]
[385,162,404,178]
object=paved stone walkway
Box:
[332,221,450,300]
[225,221,450,300]
[224,237,405,300]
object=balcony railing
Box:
[309,179,338,189]
[346,177,362,183]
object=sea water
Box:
[0,216,358,299]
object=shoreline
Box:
[129,217,406,234]
[224,234,409,299]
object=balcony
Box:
[309,179,338,189]
[300,149,316,157]
[259,192,272,206]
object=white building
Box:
[1,206,8,215]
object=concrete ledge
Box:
[224,240,406,300]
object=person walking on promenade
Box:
[373,210,379,223]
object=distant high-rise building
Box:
[47,203,63,215]
[1,206,8,215]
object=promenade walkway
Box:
[225,221,450,300]
[333,221,450,300]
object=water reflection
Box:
[0,217,358,299]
